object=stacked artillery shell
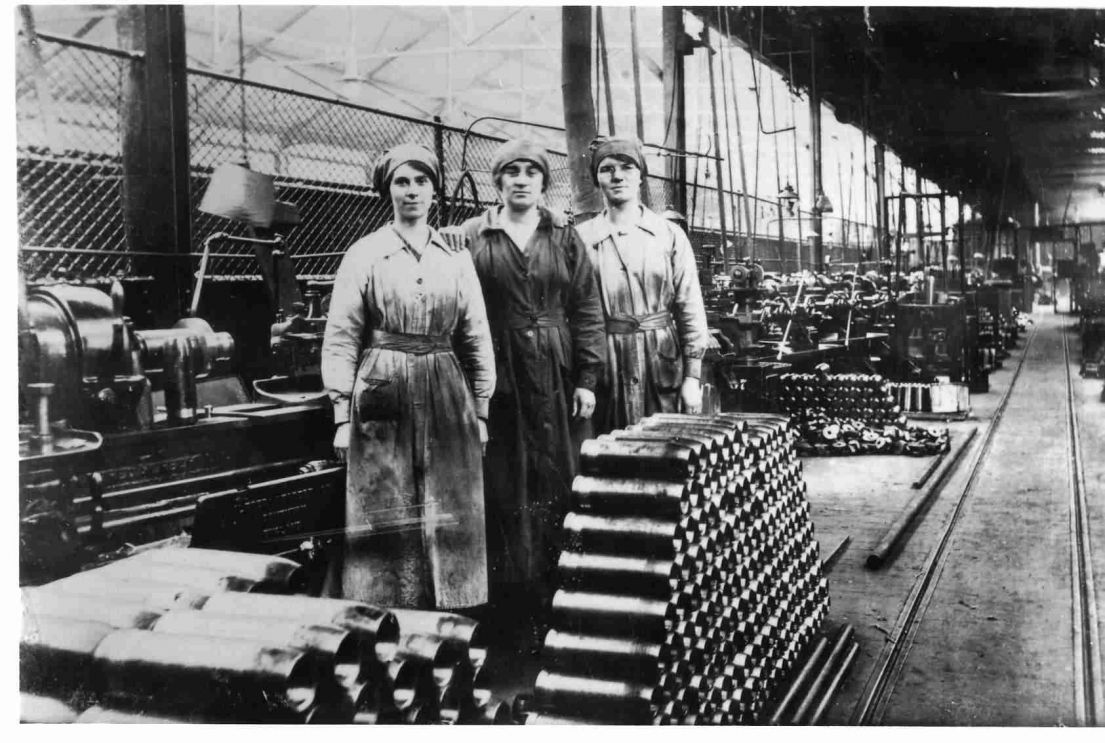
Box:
[778,373,950,457]
[19,549,375,723]
[533,413,830,724]
[21,548,516,724]
[350,607,515,725]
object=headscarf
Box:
[589,136,647,184]
[372,143,441,195]
[491,139,551,191]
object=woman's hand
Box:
[333,422,350,462]
[478,419,488,455]
[572,388,596,420]
[680,377,703,415]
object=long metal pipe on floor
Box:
[791,623,854,724]
[768,634,831,724]
[866,427,978,569]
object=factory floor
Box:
[811,305,1105,726]
[478,303,1105,726]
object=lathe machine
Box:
[17,273,341,587]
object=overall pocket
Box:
[650,328,684,392]
[356,377,402,422]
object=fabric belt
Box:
[507,309,567,331]
[605,310,673,334]
[370,330,453,355]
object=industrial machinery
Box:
[1080,278,1105,378]
[17,276,338,584]
[892,302,969,383]
[703,267,900,414]
[20,279,237,433]
[17,163,340,585]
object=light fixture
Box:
[778,182,799,216]
[1091,131,1105,139]
[814,190,834,214]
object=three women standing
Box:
[576,136,710,430]
[462,139,606,639]
[322,144,495,610]
[321,135,709,623]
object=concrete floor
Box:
[813,307,1105,726]
[482,303,1105,726]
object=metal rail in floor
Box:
[810,310,1105,726]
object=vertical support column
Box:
[809,37,824,271]
[874,142,886,266]
[662,6,687,216]
[915,171,924,268]
[777,198,786,272]
[118,5,191,325]
[940,193,948,291]
[561,6,601,218]
[958,194,967,293]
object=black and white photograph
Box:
[13,3,1105,727]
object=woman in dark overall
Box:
[461,139,605,649]
[322,144,495,610]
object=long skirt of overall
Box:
[596,318,684,433]
[343,342,488,609]
[483,321,591,610]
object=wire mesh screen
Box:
[19,35,880,286]
[439,127,577,224]
[16,36,136,283]
[189,71,445,280]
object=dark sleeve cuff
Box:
[576,369,599,392]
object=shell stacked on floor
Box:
[19,547,512,724]
[528,413,830,725]
[778,373,950,456]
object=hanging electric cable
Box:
[689,51,707,235]
[746,12,764,252]
[788,54,804,269]
[703,25,729,271]
[720,8,754,261]
[627,7,651,207]
[861,63,871,267]
[592,9,601,133]
[847,151,856,253]
[716,9,740,258]
[896,162,907,283]
[596,6,615,136]
[768,52,785,270]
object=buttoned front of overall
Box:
[463,206,605,599]
[576,206,709,431]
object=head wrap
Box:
[590,136,647,185]
[372,143,441,195]
[491,139,551,192]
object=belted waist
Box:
[605,310,673,334]
[507,309,567,331]
[370,330,453,355]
